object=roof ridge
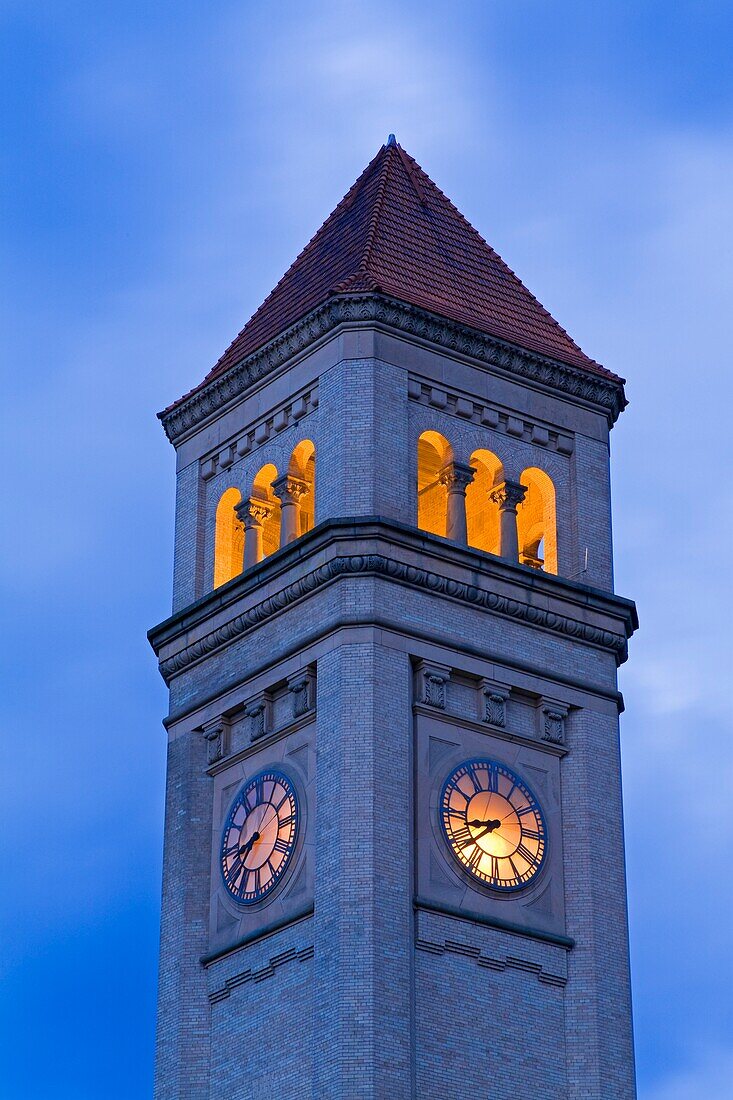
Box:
[398,147,598,366]
[208,146,386,374]
[395,143,429,205]
[358,142,394,283]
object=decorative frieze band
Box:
[200,385,318,481]
[408,376,574,455]
[209,943,314,1004]
[157,553,629,683]
[160,293,626,443]
[415,936,566,987]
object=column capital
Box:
[489,479,527,513]
[235,497,273,528]
[439,461,475,494]
[272,474,310,504]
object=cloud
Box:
[644,1049,733,1100]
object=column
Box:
[489,480,527,562]
[271,474,309,545]
[439,461,475,544]
[235,498,272,568]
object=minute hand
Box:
[466,818,502,831]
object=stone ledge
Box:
[149,518,638,684]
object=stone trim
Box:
[160,294,626,442]
[200,384,318,481]
[155,548,632,684]
[408,375,575,454]
[412,705,568,758]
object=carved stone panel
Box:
[414,709,566,939]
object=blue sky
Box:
[2,2,732,1096]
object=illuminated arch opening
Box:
[466,449,503,555]
[517,467,557,574]
[417,431,452,537]
[252,463,281,559]
[289,439,316,536]
[214,487,244,588]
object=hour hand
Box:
[467,818,502,832]
[239,830,261,857]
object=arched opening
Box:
[417,431,452,537]
[289,439,316,536]
[214,487,244,588]
[252,463,281,559]
[466,449,503,555]
[517,467,557,574]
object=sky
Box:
[1,1,732,1096]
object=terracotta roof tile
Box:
[171,140,618,411]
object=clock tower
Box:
[149,138,637,1099]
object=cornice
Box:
[159,295,627,443]
[149,519,637,684]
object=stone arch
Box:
[214,487,244,588]
[288,439,316,536]
[417,431,453,537]
[466,449,504,555]
[517,467,557,574]
[251,463,281,559]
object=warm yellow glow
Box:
[251,463,281,558]
[213,487,244,588]
[517,467,558,574]
[417,430,452,536]
[441,760,545,889]
[466,449,503,554]
[289,439,316,535]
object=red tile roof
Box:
[178,139,618,409]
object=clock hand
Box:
[239,831,261,858]
[466,818,502,832]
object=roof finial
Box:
[387,133,396,146]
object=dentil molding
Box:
[159,294,626,443]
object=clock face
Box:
[220,770,299,905]
[440,758,546,891]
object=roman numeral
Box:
[490,856,500,882]
[227,858,244,887]
[467,846,483,870]
[451,826,474,848]
[255,777,265,805]
[516,843,536,865]
[279,814,293,830]
[517,804,535,818]
[522,828,541,841]
[273,836,290,854]
[487,766,499,793]
[465,765,482,793]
